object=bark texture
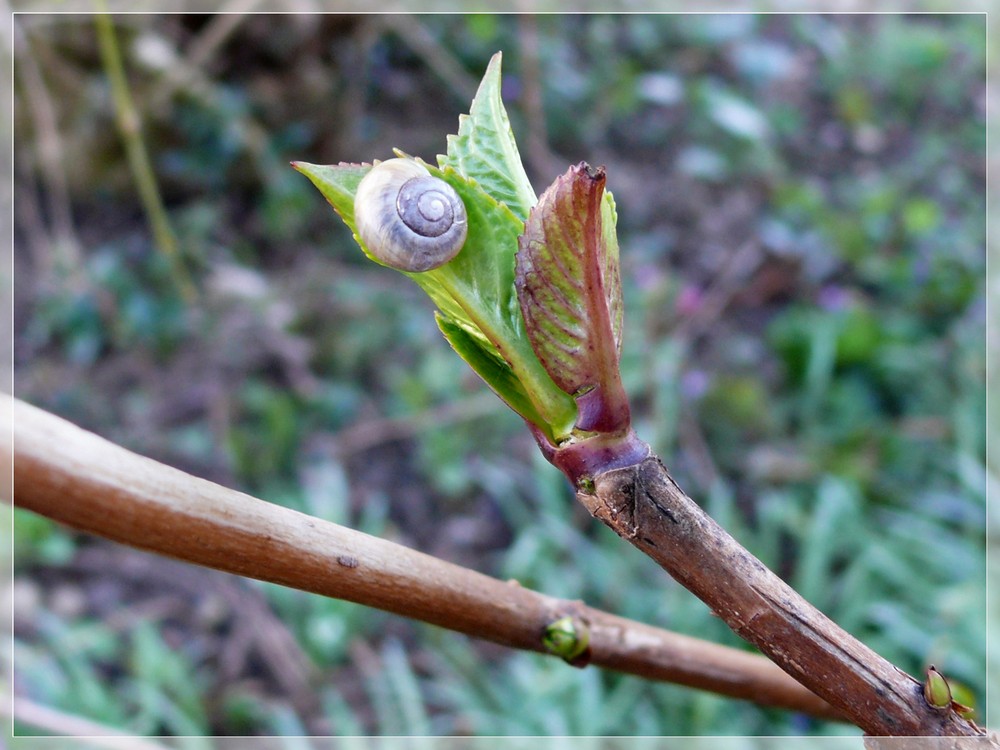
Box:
[579,456,985,738]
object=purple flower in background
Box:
[675,284,704,316]
[817,284,850,312]
[633,263,665,292]
[681,368,710,400]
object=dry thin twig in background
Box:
[93,10,197,304]
[11,16,84,277]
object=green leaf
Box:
[436,313,546,431]
[516,162,630,435]
[440,52,537,223]
[293,158,576,442]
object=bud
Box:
[923,666,952,710]
[542,615,591,665]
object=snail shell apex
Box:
[354,158,468,272]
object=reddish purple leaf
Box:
[515,163,630,435]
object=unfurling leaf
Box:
[516,162,630,435]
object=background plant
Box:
[10,13,989,738]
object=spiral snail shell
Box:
[354,158,468,272]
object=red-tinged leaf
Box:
[515,162,630,435]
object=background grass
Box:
[10,13,989,738]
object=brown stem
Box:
[580,456,986,737]
[4,393,841,721]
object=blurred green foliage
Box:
[12,13,986,738]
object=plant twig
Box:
[148,0,262,112]
[3,693,172,750]
[169,0,261,89]
[671,238,763,343]
[12,16,84,278]
[93,9,197,304]
[580,456,987,738]
[5,393,841,721]
[318,391,500,459]
[516,13,564,182]
[376,15,479,106]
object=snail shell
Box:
[354,158,468,272]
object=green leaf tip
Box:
[441,51,536,223]
[292,160,370,228]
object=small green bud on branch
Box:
[542,615,592,666]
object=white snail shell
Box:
[354,158,468,272]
